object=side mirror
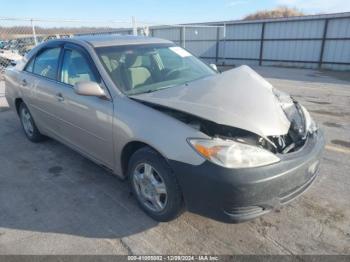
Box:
[73,81,106,98]
[210,63,218,72]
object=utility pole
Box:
[31,19,38,45]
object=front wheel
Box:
[128,147,183,222]
[19,103,46,143]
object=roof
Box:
[73,35,173,48]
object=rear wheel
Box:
[128,147,183,222]
[19,103,45,143]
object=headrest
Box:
[125,54,143,68]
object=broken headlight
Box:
[273,88,318,135]
[188,138,280,168]
[301,105,318,134]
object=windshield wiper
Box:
[129,84,177,96]
[128,89,157,96]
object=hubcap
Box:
[21,107,34,137]
[133,163,168,212]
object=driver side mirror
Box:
[210,63,218,72]
[73,81,107,98]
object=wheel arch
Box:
[14,98,24,115]
[120,140,171,178]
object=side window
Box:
[60,49,97,86]
[33,48,61,80]
[24,58,35,73]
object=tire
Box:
[19,102,46,143]
[128,147,183,222]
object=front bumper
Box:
[169,130,325,223]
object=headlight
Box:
[188,138,280,168]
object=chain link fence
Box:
[0,18,136,74]
[0,17,226,76]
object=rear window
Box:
[24,58,35,73]
[32,48,61,80]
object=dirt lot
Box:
[0,66,349,255]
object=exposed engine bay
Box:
[138,98,309,155]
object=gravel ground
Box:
[0,66,349,255]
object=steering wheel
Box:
[164,67,188,79]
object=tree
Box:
[244,6,305,20]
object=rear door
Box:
[54,44,114,167]
[23,45,65,135]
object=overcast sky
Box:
[1,0,350,27]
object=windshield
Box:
[96,44,216,95]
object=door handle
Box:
[21,79,27,86]
[56,93,64,102]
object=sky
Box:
[1,0,350,27]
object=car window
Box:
[24,58,35,73]
[33,48,61,80]
[60,49,97,86]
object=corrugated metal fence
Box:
[1,12,350,71]
[148,12,350,71]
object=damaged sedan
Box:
[5,35,325,223]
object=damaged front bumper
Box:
[169,130,325,223]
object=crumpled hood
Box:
[131,65,291,137]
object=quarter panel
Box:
[4,68,20,110]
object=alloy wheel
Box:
[21,107,34,137]
[132,163,168,212]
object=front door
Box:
[54,45,114,168]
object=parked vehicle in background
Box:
[0,40,5,49]
[0,49,23,74]
[5,35,325,223]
